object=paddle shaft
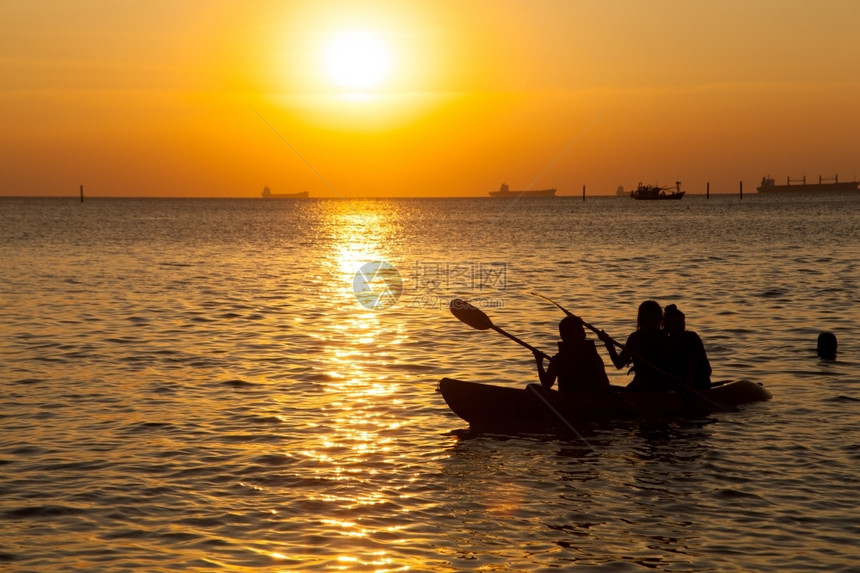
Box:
[492,325,551,361]
[532,293,621,345]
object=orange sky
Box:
[2,0,859,197]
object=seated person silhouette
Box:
[664,304,712,390]
[534,316,610,392]
[600,300,673,392]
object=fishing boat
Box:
[261,186,309,199]
[757,175,859,193]
[631,182,685,200]
[438,378,772,432]
[489,183,556,198]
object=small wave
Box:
[251,454,295,466]
[826,395,860,403]
[174,516,230,529]
[34,355,69,364]
[151,384,178,394]
[245,415,286,425]
[152,349,180,356]
[124,421,177,433]
[4,505,89,519]
[105,337,139,344]
[389,363,438,372]
[189,316,215,323]
[100,528,150,540]
[219,379,258,388]
[157,531,202,543]
[9,445,48,456]
[715,488,764,500]
[306,373,339,382]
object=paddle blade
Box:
[450,298,493,330]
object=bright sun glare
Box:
[324,31,391,90]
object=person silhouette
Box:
[534,316,610,392]
[817,332,837,360]
[664,304,712,390]
[599,300,672,392]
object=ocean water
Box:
[1,193,858,572]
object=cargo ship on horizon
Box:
[757,175,859,193]
[489,183,556,198]
[261,186,309,199]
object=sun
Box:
[324,31,392,90]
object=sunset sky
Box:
[3,0,859,197]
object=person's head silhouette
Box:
[663,304,686,335]
[637,300,663,331]
[817,332,837,360]
[559,316,585,343]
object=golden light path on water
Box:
[290,200,420,570]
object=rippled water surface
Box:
[1,194,858,571]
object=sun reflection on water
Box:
[281,200,423,569]
[318,201,405,289]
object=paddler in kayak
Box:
[533,316,611,392]
[599,300,674,392]
[664,304,712,390]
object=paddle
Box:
[449,298,551,360]
[530,292,735,412]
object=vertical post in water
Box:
[80,184,84,203]
[706,181,710,199]
[582,185,586,202]
[739,180,743,200]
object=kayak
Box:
[438,378,772,432]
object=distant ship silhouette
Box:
[261,186,309,199]
[489,183,556,198]
[630,182,685,200]
[757,175,859,193]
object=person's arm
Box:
[534,350,556,388]
[599,330,631,370]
